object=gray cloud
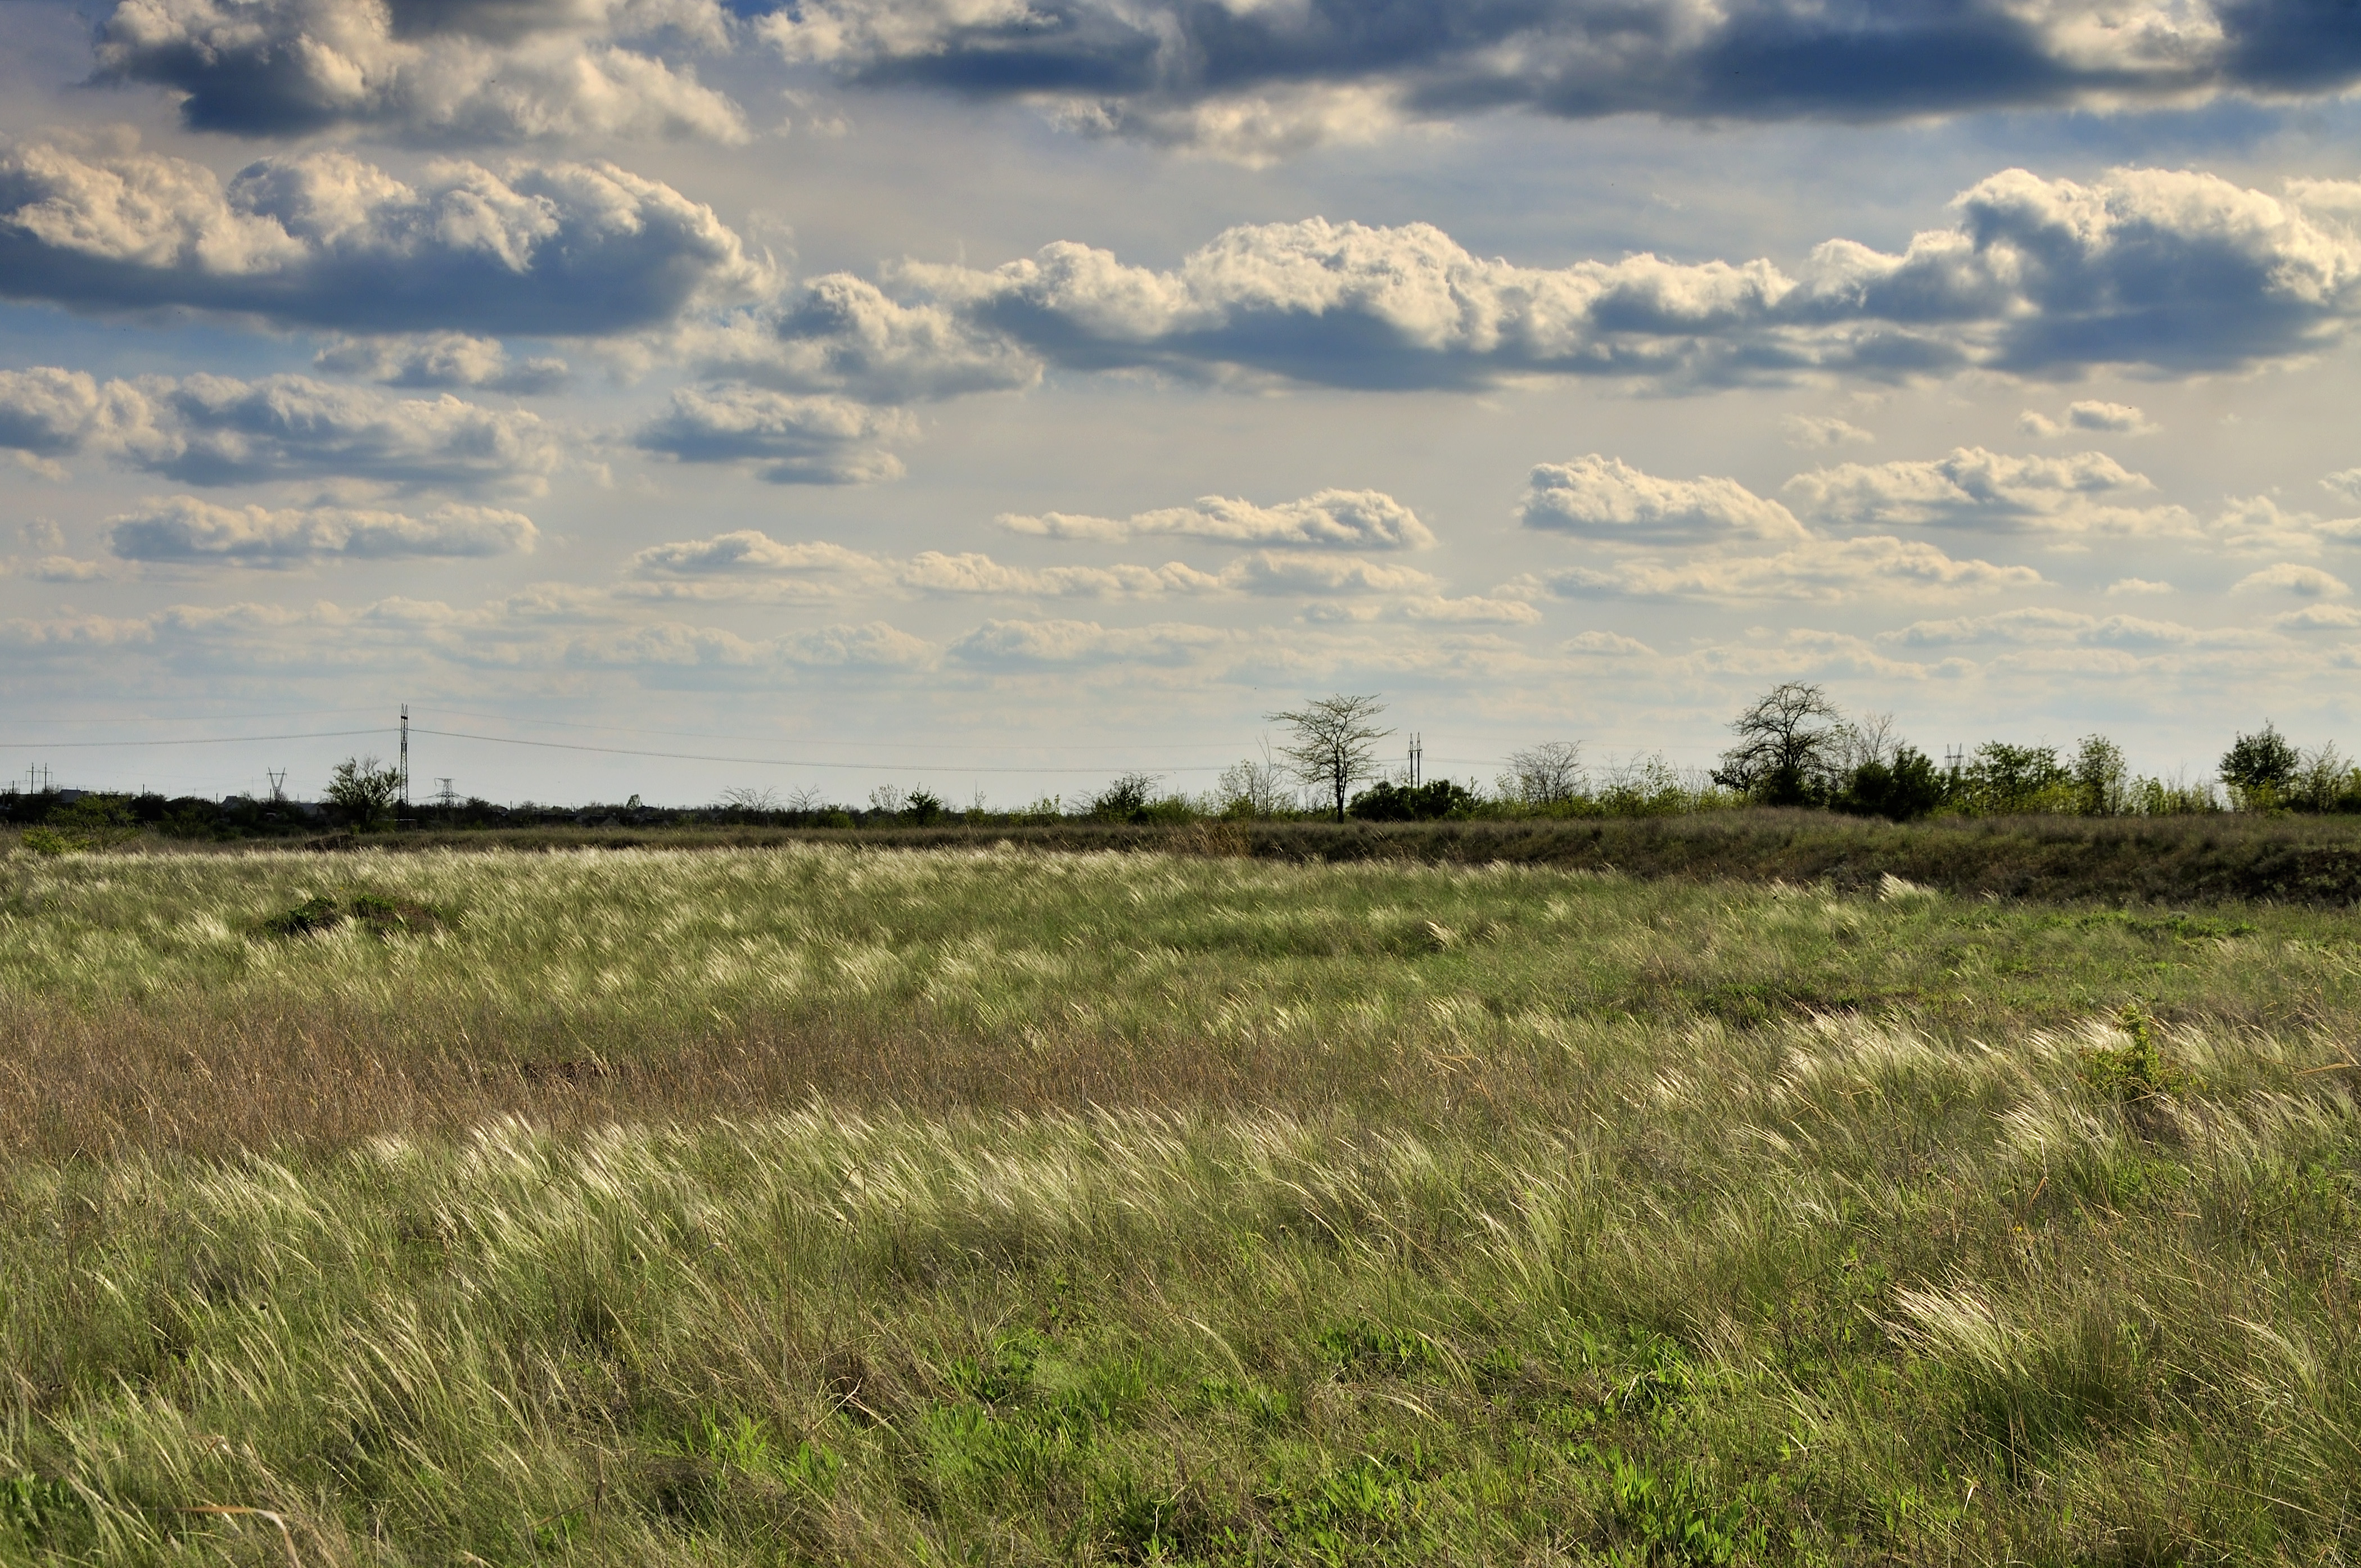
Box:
[0,135,768,335]
[757,0,2361,155]
[0,367,562,492]
[567,619,936,671]
[2020,400,2156,436]
[1526,535,2045,602]
[1883,607,2270,648]
[1781,414,1875,450]
[2270,603,2361,631]
[107,494,538,563]
[624,528,1446,599]
[1000,489,1432,549]
[681,277,1042,402]
[0,591,935,681]
[631,383,915,483]
[93,0,748,143]
[775,166,2361,395]
[2204,494,2361,554]
[627,532,881,577]
[1304,594,1541,625]
[947,617,1227,668]
[315,333,571,393]
[2233,561,2350,597]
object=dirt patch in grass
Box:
[260,889,450,938]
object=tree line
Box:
[1230,685,2345,825]
[11,684,2351,847]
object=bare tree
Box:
[1269,694,1391,821]
[1828,711,1899,776]
[1711,683,1844,805]
[1502,741,1584,806]
[1217,740,1294,817]
[719,785,782,812]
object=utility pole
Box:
[399,704,410,807]
[434,777,455,808]
[1944,745,1965,777]
[267,769,286,803]
[1409,733,1423,789]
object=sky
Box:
[5,0,2361,806]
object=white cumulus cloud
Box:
[0,135,769,336]
[0,368,563,493]
[2234,562,2351,597]
[93,0,748,144]
[631,385,915,484]
[107,495,538,563]
[1784,446,2187,536]
[1520,456,1808,544]
[1000,490,1433,550]
[2020,400,2156,436]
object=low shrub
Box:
[2078,1004,2195,1100]
[16,796,141,854]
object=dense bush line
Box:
[8,683,2351,849]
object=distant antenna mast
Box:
[399,704,410,807]
[267,768,287,803]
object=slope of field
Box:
[275,810,2361,908]
[3,846,2358,1563]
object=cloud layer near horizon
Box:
[707,166,2361,403]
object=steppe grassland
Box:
[2,843,2359,1564]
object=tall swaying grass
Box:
[3,844,2360,1562]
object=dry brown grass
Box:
[0,997,1501,1159]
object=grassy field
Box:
[3,844,2359,1564]
[233,810,2361,909]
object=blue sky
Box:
[4,0,2360,805]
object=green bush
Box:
[1833,746,1945,821]
[2078,1004,2195,1100]
[325,756,404,829]
[1953,743,2074,816]
[16,796,139,854]
[2221,723,2299,811]
[1348,780,1477,821]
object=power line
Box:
[418,704,1255,754]
[0,707,384,726]
[0,727,389,749]
[408,726,1234,775]
[2,722,1527,775]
